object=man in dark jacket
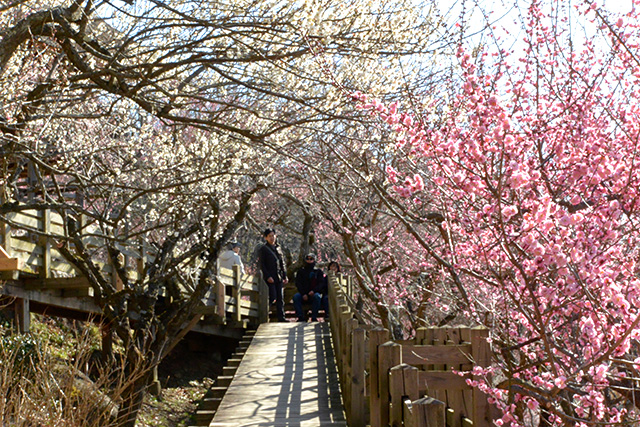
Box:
[259,228,288,322]
[293,253,327,322]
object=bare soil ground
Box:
[137,339,230,427]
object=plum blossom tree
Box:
[348,0,640,424]
[0,0,451,424]
[262,113,462,337]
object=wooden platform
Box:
[210,322,347,426]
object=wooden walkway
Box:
[210,322,347,426]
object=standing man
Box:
[293,253,327,322]
[259,228,288,322]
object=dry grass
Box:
[0,314,221,426]
[0,315,147,426]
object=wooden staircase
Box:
[188,330,256,426]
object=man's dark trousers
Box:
[269,281,285,321]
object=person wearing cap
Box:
[293,253,327,322]
[217,241,245,275]
[258,228,288,322]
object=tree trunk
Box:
[114,367,152,427]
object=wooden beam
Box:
[162,314,203,359]
[0,245,23,271]
[194,304,217,315]
[24,277,91,290]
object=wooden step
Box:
[222,366,237,376]
[204,386,228,399]
[200,396,223,411]
[226,358,242,367]
[216,376,233,387]
[192,409,216,426]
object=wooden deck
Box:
[210,322,347,426]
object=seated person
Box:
[293,253,327,322]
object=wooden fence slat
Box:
[432,327,447,403]
[7,237,39,254]
[343,317,357,423]
[378,341,401,427]
[403,399,419,427]
[390,364,419,427]
[401,344,472,365]
[459,327,474,417]
[471,327,491,427]
[350,327,367,427]
[446,327,465,427]
[6,211,39,229]
[417,371,470,391]
[411,397,446,427]
[369,328,390,427]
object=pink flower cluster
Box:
[350,1,640,422]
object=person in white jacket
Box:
[217,242,245,274]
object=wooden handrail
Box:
[328,272,493,427]
[0,205,269,329]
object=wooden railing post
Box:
[404,397,445,427]
[14,297,30,333]
[257,274,269,324]
[0,197,23,279]
[369,328,390,427]
[390,364,419,426]
[0,221,11,254]
[216,276,225,320]
[342,317,357,422]
[378,341,401,427]
[232,264,242,323]
[39,209,51,279]
[122,223,130,279]
[137,237,146,280]
[350,327,367,427]
[111,253,124,291]
[471,327,491,427]
[0,193,13,258]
